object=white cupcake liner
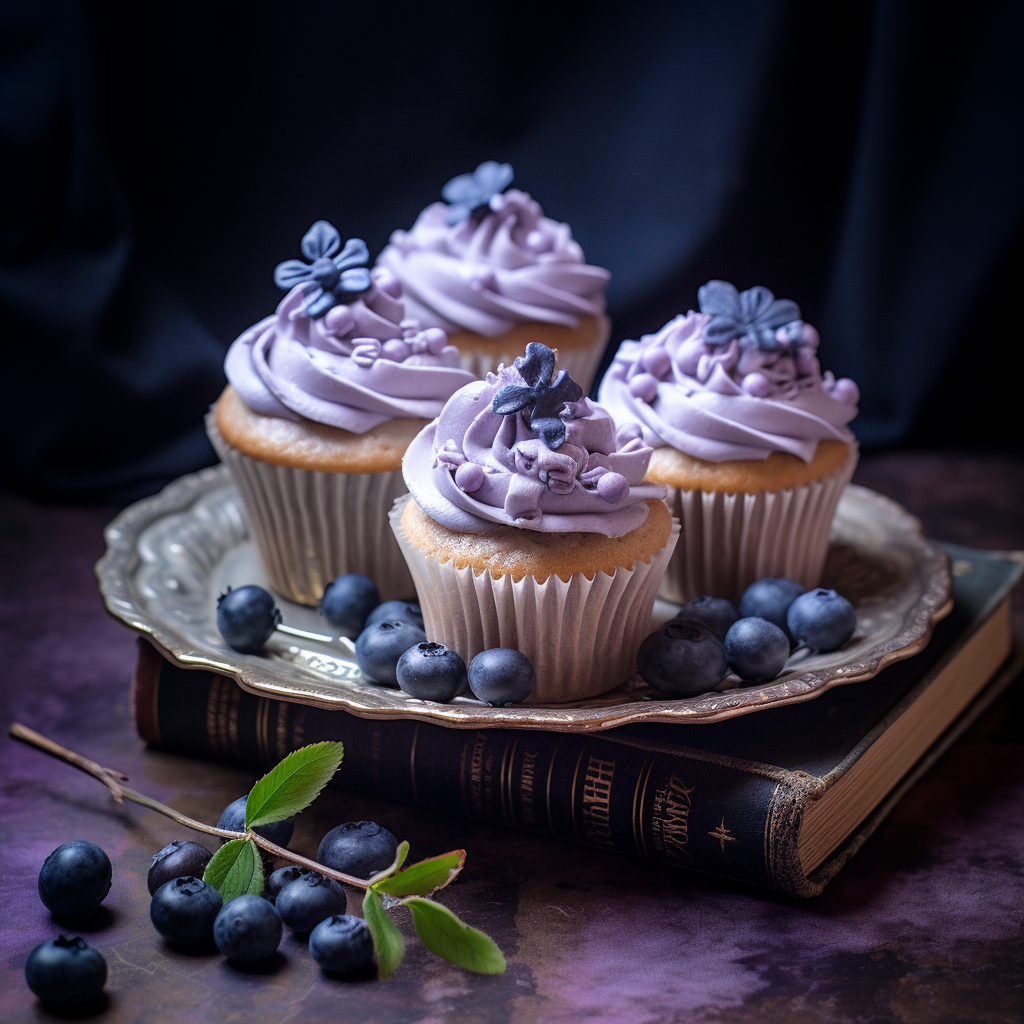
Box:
[657,445,860,606]
[207,413,414,605]
[390,494,680,704]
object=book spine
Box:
[132,640,803,894]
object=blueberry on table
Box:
[148,840,213,895]
[365,600,424,631]
[637,619,729,696]
[38,840,112,918]
[318,821,398,879]
[217,796,295,849]
[724,617,790,682]
[396,642,467,702]
[216,585,282,654]
[275,872,347,934]
[737,577,806,640]
[787,588,857,652]
[213,895,283,963]
[355,621,427,685]
[309,915,376,975]
[25,936,106,1006]
[673,596,739,642]
[265,865,310,904]
[319,574,380,635]
[150,877,223,947]
[468,648,536,706]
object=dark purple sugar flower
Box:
[273,221,372,318]
[698,280,804,352]
[441,161,514,225]
[492,342,584,450]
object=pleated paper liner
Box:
[657,445,860,606]
[390,494,680,704]
[206,414,414,605]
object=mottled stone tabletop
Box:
[2,450,1022,1024]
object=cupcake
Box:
[597,280,860,605]
[391,341,679,703]
[209,220,476,605]
[376,161,611,389]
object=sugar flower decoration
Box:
[698,280,804,352]
[441,161,515,225]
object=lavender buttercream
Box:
[404,343,665,537]
[598,286,859,463]
[224,268,476,434]
[376,188,610,337]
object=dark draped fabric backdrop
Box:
[2,0,1021,502]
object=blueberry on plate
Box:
[275,872,347,934]
[319,574,380,635]
[365,600,424,631]
[396,642,467,702]
[38,840,112,918]
[673,596,739,643]
[217,796,295,849]
[787,588,857,652]
[724,617,790,682]
[637,619,729,696]
[737,577,806,640]
[467,648,536,706]
[148,840,213,896]
[265,865,310,904]
[216,585,282,654]
[355,621,427,686]
[309,915,375,975]
[318,821,398,879]
[25,936,106,1006]
[213,894,283,963]
[150,876,223,946]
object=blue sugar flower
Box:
[441,161,514,225]
[697,280,803,351]
[273,221,371,318]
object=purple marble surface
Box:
[1,450,1022,1023]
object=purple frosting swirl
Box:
[404,347,666,538]
[224,268,476,433]
[376,189,610,337]
[597,307,860,463]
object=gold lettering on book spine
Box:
[520,749,540,826]
[650,775,695,862]
[468,733,488,817]
[581,756,616,846]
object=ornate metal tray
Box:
[97,465,952,732]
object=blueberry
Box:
[150,876,223,946]
[468,648,535,706]
[148,840,213,895]
[724,617,790,682]
[265,865,310,904]
[787,588,857,652]
[275,872,347,934]
[309,915,375,975]
[674,596,739,642]
[365,600,424,631]
[318,821,398,879]
[355,620,427,686]
[216,585,281,653]
[319,574,380,635]
[25,936,106,1006]
[38,840,112,918]
[217,796,295,849]
[637,619,729,696]
[213,894,283,963]
[737,577,806,640]
[396,642,467,702]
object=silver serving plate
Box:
[97,465,952,732]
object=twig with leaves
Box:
[9,722,505,977]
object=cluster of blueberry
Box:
[25,808,403,1005]
[218,574,536,706]
[638,579,857,697]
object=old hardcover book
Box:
[132,543,1021,897]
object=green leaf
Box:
[363,888,405,979]
[403,897,506,974]
[244,740,344,829]
[367,840,410,886]
[203,838,264,902]
[373,850,465,897]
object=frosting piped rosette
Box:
[403,343,665,538]
[598,281,860,463]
